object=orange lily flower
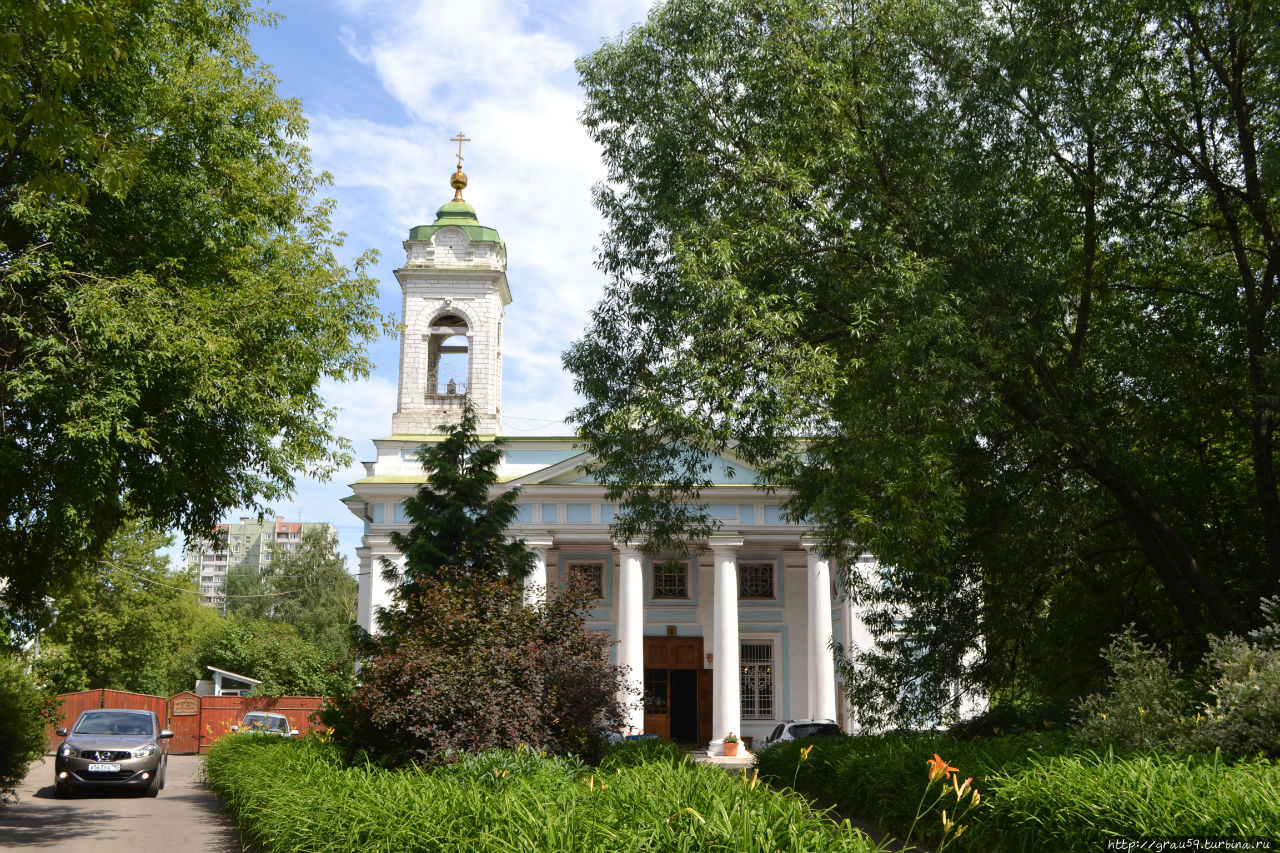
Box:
[927,753,959,783]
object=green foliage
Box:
[569,0,1280,721]
[0,648,57,804]
[181,616,352,697]
[204,735,886,852]
[1193,634,1280,759]
[226,526,357,659]
[597,737,695,770]
[1073,629,1197,753]
[0,0,381,625]
[33,519,221,695]
[326,404,618,767]
[1074,619,1280,760]
[323,576,624,767]
[379,400,533,637]
[756,733,1280,850]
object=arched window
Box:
[426,313,469,397]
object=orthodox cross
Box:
[451,131,471,169]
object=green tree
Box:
[568,0,1279,723]
[0,648,56,803]
[34,519,220,696]
[378,400,534,638]
[180,615,351,697]
[0,0,381,626]
[225,525,357,659]
[326,402,623,765]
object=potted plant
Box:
[723,732,740,757]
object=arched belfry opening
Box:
[391,152,506,436]
[426,313,469,399]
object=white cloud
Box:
[169,0,657,575]
[300,0,642,434]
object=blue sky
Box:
[176,0,655,571]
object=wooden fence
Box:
[49,689,327,754]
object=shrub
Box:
[0,649,57,803]
[1189,633,1280,759]
[1074,616,1280,760]
[1073,628,1196,752]
[324,576,625,766]
[205,735,885,852]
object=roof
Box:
[407,201,503,245]
[205,665,262,686]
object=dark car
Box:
[54,708,173,797]
[232,711,298,737]
[762,719,844,748]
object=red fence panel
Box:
[46,690,102,752]
[194,695,327,753]
[101,689,168,719]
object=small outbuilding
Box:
[195,666,262,697]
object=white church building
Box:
[343,166,878,755]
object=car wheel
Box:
[144,772,162,798]
[54,781,71,798]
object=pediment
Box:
[501,446,761,487]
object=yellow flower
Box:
[800,744,814,761]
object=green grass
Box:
[204,736,886,852]
[756,733,1280,852]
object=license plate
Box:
[87,763,121,772]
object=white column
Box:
[616,545,645,735]
[521,536,554,607]
[361,543,398,635]
[803,540,838,722]
[845,556,877,731]
[355,546,374,634]
[710,538,744,755]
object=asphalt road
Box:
[0,755,243,851]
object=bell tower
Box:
[391,137,508,436]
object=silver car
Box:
[762,719,844,748]
[232,711,299,737]
[53,708,173,797]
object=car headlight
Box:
[58,745,75,758]
[133,743,159,758]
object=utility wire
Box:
[104,562,330,600]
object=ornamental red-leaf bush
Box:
[323,574,626,767]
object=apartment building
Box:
[187,516,335,606]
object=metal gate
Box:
[50,690,326,754]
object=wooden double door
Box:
[642,636,712,745]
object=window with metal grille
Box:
[567,561,604,598]
[741,641,775,719]
[652,559,689,599]
[738,562,775,599]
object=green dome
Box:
[432,201,479,225]
[407,200,503,245]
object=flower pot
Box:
[723,741,739,757]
